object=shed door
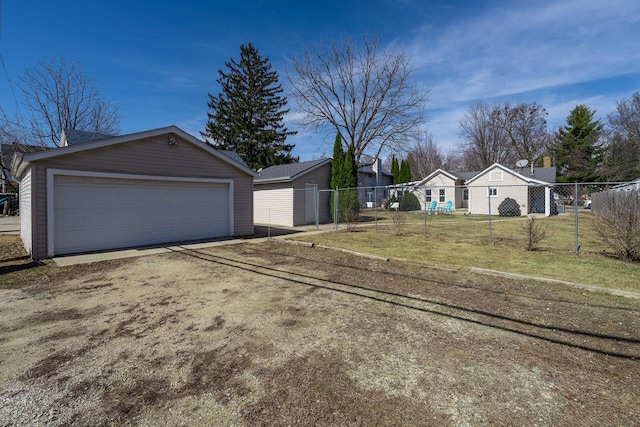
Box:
[53,175,230,255]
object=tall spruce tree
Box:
[202,43,297,170]
[329,132,359,222]
[550,105,603,182]
[330,132,345,221]
[398,159,411,183]
[391,155,400,184]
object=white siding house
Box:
[465,163,556,216]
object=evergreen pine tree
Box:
[330,132,345,221]
[550,105,604,182]
[391,156,400,184]
[341,144,360,221]
[399,159,411,183]
[202,43,297,170]
[343,144,358,188]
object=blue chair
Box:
[426,200,438,214]
[442,200,454,213]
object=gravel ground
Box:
[1,237,639,426]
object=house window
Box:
[489,171,503,182]
[463,188,469,201]
[425,189,432,202]
[488,188,498,197]
[439,188,446,202]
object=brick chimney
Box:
[543,156,551,168]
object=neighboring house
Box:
[60,128,115,147]
[254,158,332,227]
[611,178,640,192]
[465,163,557,216]
[357,158,393,207]
[411,169,479,211]
[11,126,256,259]
[1,143,49,193]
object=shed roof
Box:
[255,158,331,183]
[61,129,115,146]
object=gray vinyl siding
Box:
[29,134,253,259]
[291,162,331,225]
[19,167,33,256]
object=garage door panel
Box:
[53,175,231,255]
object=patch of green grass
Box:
[300,210,640,294]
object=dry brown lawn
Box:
[1,234,639,426]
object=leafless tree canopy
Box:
[19,58,119,147]
[459,101,510,170]
[603,91,640,181]
[288,35,429,165]
[492,102,549,165]
[458,101,549,169]
[406,131,443,180]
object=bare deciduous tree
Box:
[459,101,511,170]
[19,57,119,147]
[491,101,549,165]
[288,35,429,166]
[457,101,549,169]
[603,91,640,181]
[406,131,443,179]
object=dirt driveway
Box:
[1,237,639,426]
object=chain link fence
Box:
[321,182,629,254]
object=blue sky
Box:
[1,0,639,161]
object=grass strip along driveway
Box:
[1,235,639,425]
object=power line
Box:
[0,53,23,118]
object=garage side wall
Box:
[291,162,332,226]
[30,135,253,259]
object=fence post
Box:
[374,187,378,233]
[488,186,493,246]
[423,188,427,237]
[314,185,319,230]
[574,182,579,254]
[334,189,338,230]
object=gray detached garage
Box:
[12,126,256,259]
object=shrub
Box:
[392,210,407,236]
[498,198,521,217]
[338,189,360,231]
[592,190,640,261]
[399,192,421,211]
[521,216,551,251]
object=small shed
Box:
[11,126,256,259]
[254,158,332,227]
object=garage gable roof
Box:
[12,126,257,179]
[255,158,331,183]
[466,163,556,186]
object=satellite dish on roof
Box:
[515,159,529,168]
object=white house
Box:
[465,163,557,216]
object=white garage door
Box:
[53,175,231,255]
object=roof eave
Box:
[19,125,257,178]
